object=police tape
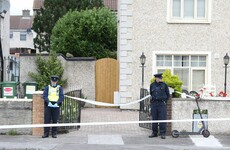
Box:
[175,91,196,99]
[0,118,230,129]
[65,95,151,107]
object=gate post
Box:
[139,88,144,111]
[32,91,44,136]
[166,95,172,136]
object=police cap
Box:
[51,75,59,82]
[154,73,163,79]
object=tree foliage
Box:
[51,7,117,59]
[28,53,67,90]
[32,0,103,52]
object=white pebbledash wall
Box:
[118,0,230,109]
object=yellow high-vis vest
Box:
[48,85,60,102]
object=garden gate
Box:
[95,58,119,105]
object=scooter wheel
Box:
[171,130,179,138]
[202,129,210,138]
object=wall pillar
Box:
[166,95,172,136]
[32,91,44,136]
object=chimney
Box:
[22,9,30,17]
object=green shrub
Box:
[28,52,67,90]
[7,130,18,136]
[150,69,183,98]
[51,7,117,59]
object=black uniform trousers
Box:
[44,105,60,135]
[150,101,167,135]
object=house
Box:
[10,10,35,54]
[104,0,117,12]
[33,0,117,12]
[0,0,10,81]
[33,0,44,14]
[118,0,230,109]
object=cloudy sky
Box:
[10,0,33,15]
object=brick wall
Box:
[166,95,172,136]
[32,91,44,136]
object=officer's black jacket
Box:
[150,81,170,102]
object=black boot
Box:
[149,133,158,138]
[52,134,57,138]
[42,133,49,138]
[161,134,166,139]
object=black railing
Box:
[139,88,152,130]
[59,89,82,132]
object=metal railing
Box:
[59,89,82,131]
[139,88,152,130]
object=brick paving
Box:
[68,107,150,136]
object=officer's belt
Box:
[150,100,165,103]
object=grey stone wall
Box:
[19,54,96,106]
[0,99,32,135]
[172,98,230,134]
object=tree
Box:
[32,0,103,52]
[51,7,117,59]
[28,53,67,90]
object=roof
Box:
[10,15,33,30]
[104,0,117,11]
[32,0,117,11]
[33,0,44,10]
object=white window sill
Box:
[167,19,211,24]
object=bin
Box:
[22,81,38,99]
[192,109,208,132]
[0,81,19,98]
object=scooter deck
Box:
[175,132,202,135]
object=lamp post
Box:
[140,52,146,88]
[223,53,229,93]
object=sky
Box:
[10,0,34,15]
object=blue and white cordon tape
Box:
[0,92,229,129]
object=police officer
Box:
[42,75,64,138]
[149,73,170,139]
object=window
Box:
[9,32,13,39]
[156,54,207,92]
[20,32,27,41]
[167,0,211,23]
[156,55,172,66]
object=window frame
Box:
[167,0,212,24]
[153,51,211,92]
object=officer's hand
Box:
[48,102,53,107]
[53,103,59,108]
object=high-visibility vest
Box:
[48,85,60,102]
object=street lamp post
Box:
[223,53,229,94]
[140,52,146,88]
[139,52,146,112]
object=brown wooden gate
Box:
[96,58,119,104]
